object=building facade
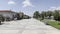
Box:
[0,10,16,20]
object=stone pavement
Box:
[0,18,60,34]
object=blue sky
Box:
[0,0,60,16]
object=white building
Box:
[0,10,16,19]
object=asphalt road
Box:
[0,18,60,34]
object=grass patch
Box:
[42,19,60,29]
[48,21,60,29]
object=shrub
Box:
[0,15,5,22]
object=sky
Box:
[0,0,60,16]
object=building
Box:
[0,10,16,20]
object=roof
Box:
[0,10,12,12]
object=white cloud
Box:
[48,7,56,11]
[48,6,60,11]
[22,0,34,7]
[8,1,16,5]
[56,7,60,10]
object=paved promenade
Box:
[0,18,60,34]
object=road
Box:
[0,18,60,34]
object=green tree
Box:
[46,11,53,17]
[0,15,5,22]
[16,12,24,20]
[16,13,20,20]
[41,11,47,17]
[19,12,24,19]
[33,11,40,19]
[53,10,60,21]
[41,11,53,19]
[41,11,46,19]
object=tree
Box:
[19,12,24,19]
[53,10,60,21]
[0,15,5,22]
[40,11,53,19]
[41,11,47,17]
[47,11,53,17]
[16,12,24,20]
[41,11,47,19]
[33,11,40,19]
[16,13,20,20]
